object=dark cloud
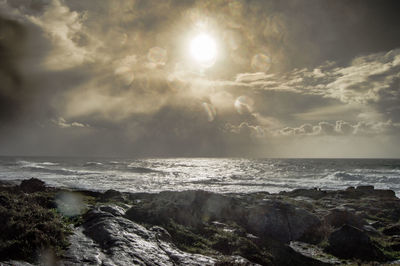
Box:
[0,16,26,122]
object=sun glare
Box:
[190,33,217,67]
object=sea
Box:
[0,157,399,196]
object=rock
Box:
[246,201,322,243]
[125,190,233,228]
[62,228,103,265]
[390,235,400,242]
[5,181,400,265]
[369,189,396,198]
[64,207,217,265]
[390,243,400,252]
[126,190,321,244]
[290,241,342,265]
[370,220,385,229]
[280,188,327,200]
[268,241,329,266]
[101,189,124,201]
[19,178,46,193]
[150,226,172,242]
[383,224,400,236]
[363,225,381,237]
[353,186,396,198]
[98,205,126,216]
[323,208,365,229]
[215,255,261,265]
[325,225,387,261]
[156,240,216,266]
[339,186,396,199]
[356,185,375,191]
[0,261,34,266]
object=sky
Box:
[0,0,400,158]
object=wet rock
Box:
[370,220,385,229]
[98,204,126,216]
[368,189,396,198]
[0,261,34,266]
[126,190,233,228]
[390,235,400,242]
[363,225,381,237]
[5,181,400,265]
[101,189,124,201]
[323,208,365,229]
[325,225,387,261]
[62,228,103,265]
[290,241,342,265]
[357,185,375,191]
[19,178,46,193]
[126,190,321,244]
[390,243,400,252]
[353,186,396,198]
[338,186,396,199]
[151,226,172,242]
[63,207,217,265]
[383,224,400,236]
[215,255,260,265]
[280,188,327,200]
[268,241,329,266]
[246,201,321,243]
[156,239,216,265]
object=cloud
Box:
[51,117,87,128]
[274,120,400,137]
[26,0,92,70]
[0,15,26,123]
[229,49,400,124]
[1,0,400,157]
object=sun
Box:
[189,33,217,67]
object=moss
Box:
[163,220,215,255]
[370,236,400,261]
[63,214,85,227]
[144,219,273,265]
[212,231,271,264]
[0,190,72,263]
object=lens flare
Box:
[234,96,254,114]
[251,53,272,72]
[147,47,167,65]
[190,33,217,67]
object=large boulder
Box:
[323,208,365,229]
[246,200,321,243]
[100,189,124,202]
[19,178,46,193]
[325,225,387,262]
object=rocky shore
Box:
[1,178,400,265]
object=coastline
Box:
[1,178,400,265]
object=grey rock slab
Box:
[62,207,217,265]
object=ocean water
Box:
[0,157,399,196]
